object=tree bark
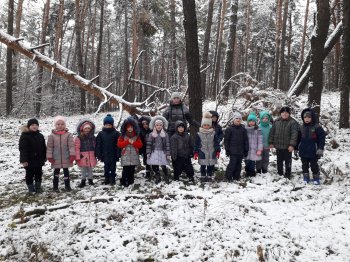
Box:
[340,0,350,128]
[6,0,14,115]
[95,0,104,108]
[170,0,178,88]
[123,0,130,101]
[182,0,202,136]
[273,0,283,89]
[278,0,289,91]
[300,0,310,65]
[307,0,330,119]
[243,0,251,72]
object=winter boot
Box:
[53,177,59,192]
[284,173,291,180]
[27,184,36,194]
[313,173,320,185]
[163,168,169,184]
[64,179,72,191]
[303,173,310,184]
[256,169,262,174]
[145,171,151,179]
[200,176,207,182]
[35,182,42,193]
[155,172,161,184]
[262,169,268,174]
[110,177,116,186]
[88,179,94,185]
[104,177,110,185]
[78,179,86,188]
[188,175,195,183]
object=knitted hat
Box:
[201,111,212,126]
[232,112,242,120]
[103,114,114,125]
[303,111,312,118]
[259,110,271,121]
[280,106,291,114]
[176,120,186,129]
[27,118,39,127]
[54,116,66,126]
[247,112,257,122]
[171,92,181,100]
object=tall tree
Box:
[201,0,214,96]
[340,0,350,128]
[300,0,310,65]
[223,0,239,98]
[170,0,178,88]
[182,0,202,135]
[123,1,130,101]
[273,0,283,89]
[278,0,289,90]
[308,0,330,118]
[6,0,14,115]
[95,0,104,107]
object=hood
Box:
[76,119,96,136]
[139,116,151,127]
[174,120,187,132]
[120,117,140,136]
[301,108,316,124]
[149,115,169,130]
[259,110,271,121]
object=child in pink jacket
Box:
[75,120,97,188]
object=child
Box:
[75,120,97,188]
[194,112,220,182]
[296,108,326,185]
[138,116,152,179]
[146,116,171,184]
[245,112,263,177]
[19,118,46,193]
[209,110,224,143]
[47,116,75,191]
[117,117,143,187]
[256,110,272,174]
[224,112,249,181]
[95,114,120,185]
[170,120,195,182]
[269,106,299,179]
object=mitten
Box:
[48,158,55,164]
[256,150,262,156]
[69,156,75,163]
[22,162,28,167]
[216,152,220,159]
[316,149,324,158]
[194,152,198,160]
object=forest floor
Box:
[0,92,349,261]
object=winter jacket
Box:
[258,110,272,149]
[117,117,143,166]
[146,131,170,166]
[138,116,152,155]
[297,108,326,158]
[46,129,75,168]
[162,101,200,134]
[74,120,97,168]
[194,128,220,166]
[209,110,224,142]
[95,127,120,163]
[245,126,263,161]
[19,126,46,167]
[269,116,299,149]
[224,124,249,156]
[170,121,194,160]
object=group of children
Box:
[18,106,326,193]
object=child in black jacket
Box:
[19,118,46,193]
[138,116,152,179]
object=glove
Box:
[194,152,198,160]
[216,152,220,159]
[256,150,262,156]
[48,158,55,164]
[316,149,324,158]
[69,156,75,163]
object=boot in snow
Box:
[88,179,94,185]
[27,184,36,194]
[78,179,86,188]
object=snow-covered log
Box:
[0,30,156,116]
[287,22,343,97]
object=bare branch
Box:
[128,50,145,81]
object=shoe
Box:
[88,179,94,185]
[303,173,310,184]
[53,188,60,192]
[313,179,320,185]
[35,182,42,193]
[284,173,291,179]
[174,176,180,181]
[200,176,207,182]
[256,169,262,174]
[65,186,72,191]
[104,178,110,185]
[78,179,86,188]
[27,184,36,194]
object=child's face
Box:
[55,121,66,131]
[248,120,256,127]
[281,112,290,119]
[212,116,218,122]
[142,121,149,129]
[172,97,181,105]
[304,116,312,124]
[29,124,39,132]
[83,126,92,135]
[177,126,185,133]
[104,124,113,128]
[127,125,134,133]
[262,116,269,123]
[155,123,163,131]
[202,124,211,129]
[233,118,241,125]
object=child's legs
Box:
[80,167,89,180]
[245,160,255,173]
[183,158,194,178]
[152,165,160,174]
[87,167,93,180]
[262,149,270,171]
[200,165,207,176]
[53,168,60,188]
[63,168,70,180]
[301,158,310,174]
[309,158,320,178]
[207,165,214,177]
[127,166,135,184]
[233,156,243,180]
[276,149,284,175]
[226,156,237,180]
[25,167,35,185]
[173,158,184,179]
[161,165,168,176]
[33,167,43,183]
[283,151,292,176]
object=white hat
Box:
[171,92,181,100]
[232,112,242,120]
[201,111,212,126]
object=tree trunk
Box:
[123,0,130,101]
[12,0,24,91]
[6,0,14,115]
[95,0,104,108]
[170,0,178,88]
[333,0,341,91]
[273,0,283,89]
[201,0,214,97]
[300,0,310,65]
[130,0,138,100]
[307,0,330,119]
[340,0,350,128]
[223,0,239,98]
[182,0,202,136]
[243,0,251,72]
[278,0,289,91]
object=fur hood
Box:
[76,119,96,136]
[120,117,140,136]
[149,115,169,130]
[301,108,316,124]
[20,125,41,133]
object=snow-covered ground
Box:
[0,92,349,261]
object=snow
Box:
[0,93,350,261]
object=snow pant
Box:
[53,168,70,189]
[142,153,151,177]
[225,155,243,181]
[80,167,93,180]
[172,157,194,180]
[256,148,270,172]
[245,160,256,176]
[104,161,117,184]
[25,166,42,192]
[121,165,135,187]
[151,165,168,183]
[276,149,292,177]
[200,165,214,178]
[301,157,320,179]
